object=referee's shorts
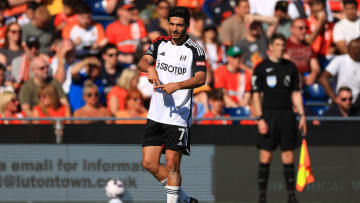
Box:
[257,109,300,151]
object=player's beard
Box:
[170,30,186,40]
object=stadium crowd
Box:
[0,0,360,124]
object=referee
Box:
[252,33,307,203]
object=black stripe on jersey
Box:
[184,43,206,75]
[186,39,205,56]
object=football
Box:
[105,179,125,198]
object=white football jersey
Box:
[145,36,206,127]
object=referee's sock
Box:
[283,163,296,197]
[161,178,190,203]
[258,163,270,197]
[166,185,180,203]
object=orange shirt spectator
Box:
[107,69,139,116]
[0,26,6,48]
[54,0,81,33]
[54,13,78,30]
[107,86,127,113]
[32,84,70,124]
[62,4,107,50]
[214,65,252,104]
[115,89,147,124]
[63,22,106,50]
[106,20,147,53]
[0,92,25,124]
[106,2,147,54]
[4,5,27,17]
[306,16,334,56]
[32,105,67,124]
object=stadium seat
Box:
[224,106,251,124]
[84,0,115,29]
[303,83,328,102]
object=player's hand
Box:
[147,66,161,86]
[257,119,268,135]
[154,83,181,94]
[298,116,307,136]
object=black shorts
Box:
[142,119,191,155]
[257,110,299,151]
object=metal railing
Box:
[1,116,360,144]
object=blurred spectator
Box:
[219,0,249,47]
[236,15,279,70]
[0,91,24,124]
[333,0,360,54]
[0,22,24,68]
[68,57,105,111]
[19,56,68,117]
[101,43,124,94]
[62,3,107,52]
[73,80,111,124]
[5,0,41,18]
[214,46,251,108]
[288,0,334,22]
[11,35,43,85]
[0,1,9,48]
[104,0,121,15]
[107,69,139,116]
[287,1,307,19]
[202,0,235,25]
[270,1,291,38]
[200,24,226,70]
[32,83,70,124]
[319,38,360,104]
[249,0,278,17]
[50,39,77,94]
[17,2,40,26]
[134,40,154,100]
[188,12,206,42]
[177,0,203,12]
[106,1,147,59]
[22,5,56,55]
[285,18,321,86]
[146,0,170,41]
[54,0,80,32]
[138,0,158,23]
[200,89,231,125]
[306,0,334,57]
[324,86,355,117]
[115,88,147,124]
[0,63,14,93]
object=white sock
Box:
[160,178,190,203]
[166,185,180,203]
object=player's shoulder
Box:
[184,37,205,56]
[152,35,172,44]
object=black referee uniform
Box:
[252,58,300,150]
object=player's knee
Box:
[142,159,159,173]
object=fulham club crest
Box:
[180,55,187,61]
